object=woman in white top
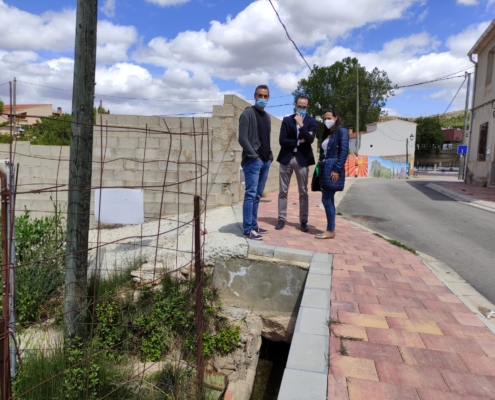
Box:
[316,108,349,239]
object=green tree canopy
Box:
[292,57,394,132]
[0,98,4,115]
[415,116,444,157]
[22,113,72,146]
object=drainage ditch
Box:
[212,257,309,399]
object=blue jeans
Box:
[242,158,271,235]
[321,188,336,231]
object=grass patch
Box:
[336,211,343,216]
[338,339,348,356]
[373,233,416,254]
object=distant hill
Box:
[379,110,469,129]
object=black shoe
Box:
[301,222,309,232]
[275,220,285,230]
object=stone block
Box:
[118,137,139,149]
[29,145,53,157]
[114,170,136,180]
[138,137,160,149]
[309,261,332,276]
[278,369,327,400]
[247,242,276,257]
[312,252,333,263]
[21,156,41,167]
[212,105,235,118]
[112,115,139,126]
[273,247,313,263]
[305,274,331,290]
[295,307,330,337]
[286,332,328,374]
[300,288,331,310]
[217,194,233,205]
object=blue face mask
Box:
[256,98,268,109]
[296,108,307,117]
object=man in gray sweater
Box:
[238,85,273,240]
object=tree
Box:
[292,57,394,132]
[0,98,4,114]
[22,113,72,145]
[415,116,444,158]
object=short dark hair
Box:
[254,85,270,97]
[295,95,310,104]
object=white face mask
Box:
[324,119,335,129]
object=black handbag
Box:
[311,162,321,192]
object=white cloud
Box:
[101,0,116,17]
[446,21,491,57]
[145,0,190,6]
[0,1,137,64]
[133,0,424,84]
[457,0,477,4]
[417,8,428,22]
[425,90,448,99]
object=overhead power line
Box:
[442,76,466,116]
[394,74,466,89]
[267,0,312,71]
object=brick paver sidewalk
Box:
[435,182,495,204]
[257,186,495,399]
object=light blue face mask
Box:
[256,98,268,109]
[296,108,307,117]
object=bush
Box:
[15,204,66,326]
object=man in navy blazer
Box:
[275,95,317,232]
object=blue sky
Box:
[0,0,494,119]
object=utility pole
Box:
[356,63,360,153]
[460,72,472,180]
[64,0,98,341]
[12,78,16,138]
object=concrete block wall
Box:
[0,95,317,221]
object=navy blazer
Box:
[276,114,317,167]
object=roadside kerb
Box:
[427,183,495,213]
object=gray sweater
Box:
[238,106,272,166]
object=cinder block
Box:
[212,105,235,118]
[118,137,139,149]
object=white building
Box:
[350,119,417,174]
[466,19,495,187]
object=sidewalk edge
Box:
[426,183,495,213]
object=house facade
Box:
[0,104,61,134]
[349,119,417,176]
[467,19,495,187]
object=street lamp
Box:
[406,134,414,178]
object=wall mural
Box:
[345,155,408,179]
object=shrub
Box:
[15,204,66,326]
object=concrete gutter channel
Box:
[232,205,332,400]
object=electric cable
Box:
[267,0,312,71]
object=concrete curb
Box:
[426,183,495,213]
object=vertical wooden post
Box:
[194,196,204,394]
[0,169,11,399]
[64,0,98,340]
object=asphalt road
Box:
[338,178,495,304]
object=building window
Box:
[486,47,495,87]
[478,122,488,161]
